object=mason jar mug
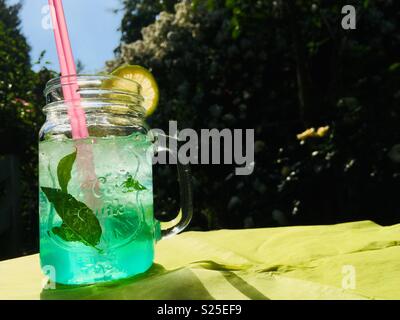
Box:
[39,75,192,285]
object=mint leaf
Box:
[52,223,81,243]
[121,175,147,193]
[41,187,102,248]
[57,150,77,193]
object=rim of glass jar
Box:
[43,74,146,117]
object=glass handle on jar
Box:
[153,139,193,240]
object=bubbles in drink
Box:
[39,132,155,285]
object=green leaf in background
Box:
[41,187,102,249]
[121,175,147,193]
[389,62,400,73]
[57,150,77,193]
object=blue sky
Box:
[7,0,124,73]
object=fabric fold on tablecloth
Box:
[1,220,400,300]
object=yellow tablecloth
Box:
[0,221,399,300]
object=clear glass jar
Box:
[39,75,192,285]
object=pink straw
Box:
[49,0,88,139]
[48,0,101,210]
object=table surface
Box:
[1,220,399,300]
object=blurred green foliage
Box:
[110,0,400,229]
[0,1,53,254]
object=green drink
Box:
[39,133,158,285]
[39,74,192,286]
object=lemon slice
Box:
[109,65,159,117]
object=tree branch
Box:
[285,0,316,128]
